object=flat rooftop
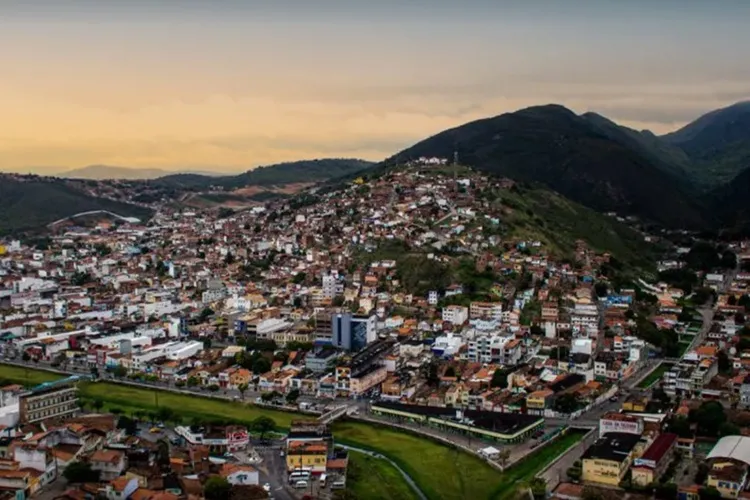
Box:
[582,432,641,463]
[373,401,543,435]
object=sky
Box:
[1,0,749,173]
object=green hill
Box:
[0,177,153,235]
[157,158,374,189]
[498,183,655,269]
[662,101,750,187]
[385,105,707,229]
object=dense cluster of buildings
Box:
[0,165,658,420]
[7,162,750,498]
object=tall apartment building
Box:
[18,379,80,424]
[469,302,503,321]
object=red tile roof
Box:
[638,433,678,466]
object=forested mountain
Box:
[385,104,707,228]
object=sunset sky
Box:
[2,0,749,173]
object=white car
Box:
[262,483,271,492]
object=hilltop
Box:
[384,104,707,229]
[0,176,153,235]
[156,158,374,189]
[334,162,654,272]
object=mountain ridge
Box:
[384,104,709,229]
[56,165,229,180]
[662,101,750,186]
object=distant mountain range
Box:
[54,159,375,183]
[56,165,229,180]
[154,158,374,189]
[0,159,373,235]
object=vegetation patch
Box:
[344,450,421,500]
[637,363,673,389]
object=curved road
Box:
[337,444,428,500]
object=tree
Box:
[251,416,276,440]
[719,421,741,437]
[224,252,235,265]
[553,394,579,414]
[117,415,138,435]
[720,251,737,270]
[112,365,128,378]
[497,448,511,468]
[156,439,171,467]
[157,407,175,423]
[91,399,104,412]
[217,207,235,219]
[491,369,508,389]
[652,387,671,406]
[698,487,722,500]
[292,272,306,284]
[21,351,30,362]
[655,483,677,500]
[198,307,214,322]
[71,271,91,286]
[63,461,100,483]
[594,282,608,298]
[695,463,710,484]
[444,366,457,378]
[566,466,582,482]
[678,308,694,323]
[286,389,300,405]
[260,392,275,403]
[717,350,732,374]
[237,383,248,400]
[203,338,212,350]
[252,357,271,375]
[204,476,232,500]
[187,376,200,387]
[690,401,726,437]
[425,360,440,387]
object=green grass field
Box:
[636,363,673,389]
[332,420,502,500]
[346,451,420,500]
[0,364,65,386]
[82,382,304,428]
[0,364,583,500]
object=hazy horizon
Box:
[2,0,749,172]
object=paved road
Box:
[538,429,597,491]
[254,439,296,500]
